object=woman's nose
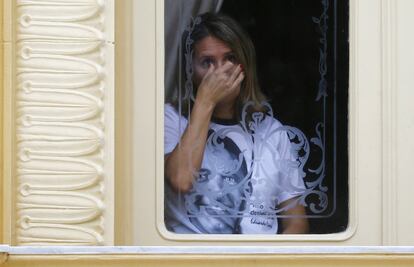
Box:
[216,60,233,70]
[216,60,226,68]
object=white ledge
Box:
[0,245,414,255]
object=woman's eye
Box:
[226,55,238,64]
[201,58,213,68]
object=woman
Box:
[164,13,308,234]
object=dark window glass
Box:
[164,0,348,235]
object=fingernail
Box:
[240,64,244,71]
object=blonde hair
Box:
[174,12,266,120]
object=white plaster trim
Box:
[348,0,359,242]
[154,0,358,243]
[381,0,398,246]
[1,245,414,255]
[13,0,114,245]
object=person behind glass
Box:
[164,12,309,234]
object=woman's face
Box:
[192,36,241,103]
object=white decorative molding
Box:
[381,0,398,245]
[2,245,414,255]
[348,0,358,242]
[14,0,114,245]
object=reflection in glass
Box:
[164,0,349,234]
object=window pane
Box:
[164,0,348,235]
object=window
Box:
[162,0,349,237]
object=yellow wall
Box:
[1,0,414,266]
[0,2,4,247]
[0,0,4,245]
[1,254,414,267]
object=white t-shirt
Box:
[164,104,306,234]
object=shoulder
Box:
[164,104,189,135]
[266,115,283,128]
[256,114,283,133]
[165,103,180,126]
[256,115,291,146]
[165,103,184,122]
[165,103,178,116]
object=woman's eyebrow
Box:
[198,55,213,60]
[196,48,233,57]
[196,51,214,57]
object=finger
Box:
[228,64,242,83]
[200,64,215,83]
[230,71,245,90]
[204,64,215,78]
[216,61,234,74]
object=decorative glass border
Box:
[170,0,339,220]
